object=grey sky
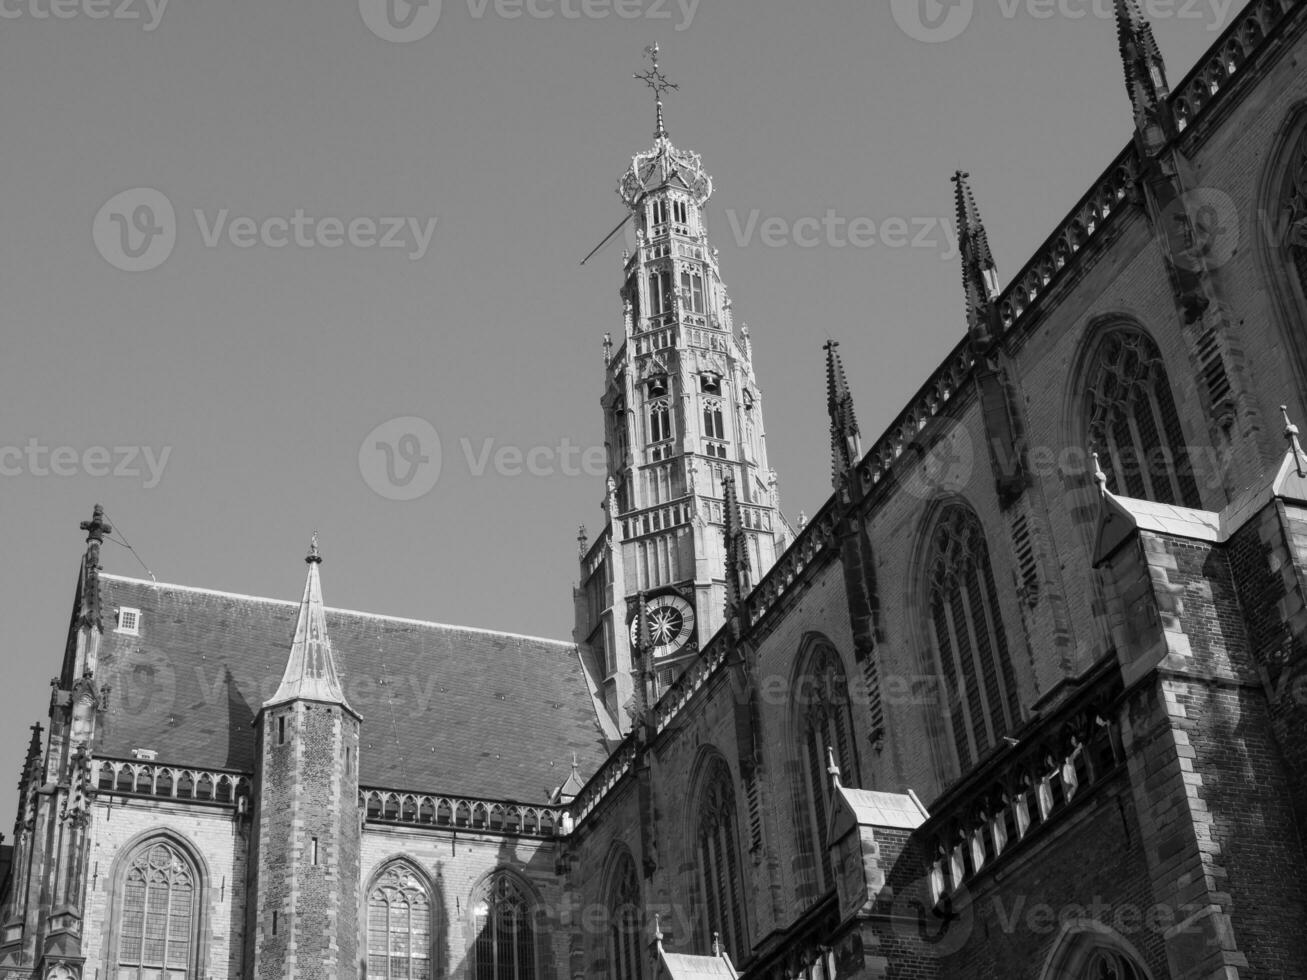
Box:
[0,0,1229,820]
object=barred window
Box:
[367,865,432,980]
[693,759,746,962]
[793,645,857,897]
[926,507,1022,776]
[116,841,197,980]
[474,875,537,980]
[608,852,642,980]
[1084,329,1200,507]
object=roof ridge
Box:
[100,573,577,648]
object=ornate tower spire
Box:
[825,340,861,490]
[952,171,1001,350]
[265,535,352,712]
[573,54,789,730]
[1115,0,1173,152]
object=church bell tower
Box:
[574,46,790,732]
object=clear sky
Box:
[0,0,1232,824]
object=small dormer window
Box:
[116,608,141,635]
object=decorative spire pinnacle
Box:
[1284,406,1307,478]
[952,171,1001,348]
[722,475,752,619]
[77,504,113,631]
[1115,0,1172,149]
[578,524,589,556]
[654,914,665,952]
[265,539,354,714]
[825,340,862,489]
[712,932,722,958]
[826,745,842,788]
[635,43,677,140]
[1092,451,1110,498]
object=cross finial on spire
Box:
[306,532,322,565]
[1284,406,1307,478]
[80,504,112,546]
[635,43,678,139]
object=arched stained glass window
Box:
[608,852,642,980]
[115,840,198,980]
[793,644,857,897]
[367,865,432,980]
[925,506,1022,776]
[473,875,537,980]
[1084,329,1200,507]
[693,758,746,963]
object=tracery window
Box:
[608,852,642,980]
[367,864,432,980]
[703,401,725,440]
[649,270,673,317]
[793,644,858,896]
[680,270,705,313]
[925,506,1021,775]
[473,875,537,980]
[1084,329,1200,507]
[115,840,198,980]
[693,758,746,963]
[649,402,672,444]
[1082,949,1145,980]
[1277,123,1307,306]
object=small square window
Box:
[116,608,141,635]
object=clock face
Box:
[630,594,696,659]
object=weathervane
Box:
[635,43,678,139]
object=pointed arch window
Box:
[473,874,537,980]
[703,401,726,441]
[925,507,1022,776]
[115,840,199,980]
[1084,329,1200,507]
[648,402,673,444]
[692,759,746,963]
[367,864,432,980]
[1081,949,1145,980]
[680,269,705,313]
[1277,121,1307,322]
[649,270,673,317]
[608,852,642,980]
[793,644,858,898]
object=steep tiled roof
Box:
[93,574,612,803]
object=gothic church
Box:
[7,2,1307,978]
